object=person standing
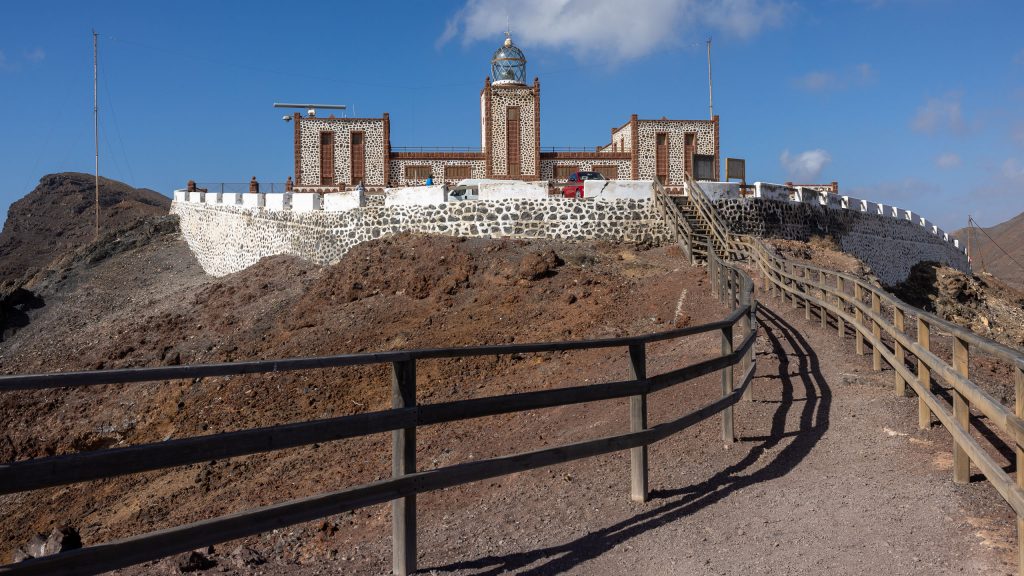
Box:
[425,174,434,186]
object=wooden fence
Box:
[750,239,1024,572]
[0,251,756,576]
[685,173,1024,571]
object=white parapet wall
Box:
[688,181,739,201]
[173,190,188,202]
[220,193,243,206]
[384,185,447,207]
[753,182,794,201]
[291,193,322,212]
[582,179,653,200]
[241,193,265,209]
[188,191,206,203]
[324,190,365,211]
[264,193,291,211]
[478,181,549,200]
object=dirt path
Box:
[356,297,1010,576]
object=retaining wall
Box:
[716,197,970,285]
[172,199,670,277]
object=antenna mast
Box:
[93,30,100,241]
[707,37,714,120]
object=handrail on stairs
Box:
[652,178,695,264]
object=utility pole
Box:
[967,215,972,265]
[707,37,713,120]
[93,29,100,241]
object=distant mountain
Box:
[0,173,169,285]
[951,211,1024,290]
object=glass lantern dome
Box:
[491,33,526,86]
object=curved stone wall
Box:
[171,199,670,277]
[716,197,970,285]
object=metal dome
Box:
[491,33,526,85]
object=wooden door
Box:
[655,132,669,184]
[506,106,521,177]
[684,133,696,178]
[350,131,365,185]
[319,132,335,185]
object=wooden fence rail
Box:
[0,247,757,576]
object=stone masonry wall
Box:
[716,197,970,285]
[171,199,669,277]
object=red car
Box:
[561,171,606,198]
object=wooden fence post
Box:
[711,256,718,300]
[1015,365,1024,575]
[893,307,907,397]
[803,268,811,321]
[918,317,932,429]
[952,336,971,484]
[743,292,756,402]
[391,360,417,576]
[871,292,882,371]
[628,343,648,503]
[729,268,738,310]
[721,324,735,443]
[741,286,757,399]
[792,266,800,310]
[836,276,845,338]
[819,271,828,329]
[854,283,865,356]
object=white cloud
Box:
[794,63,875,92]
[935,153,961,169]
[1003,158,1024,182]
[911,93,966,135]
[438,0,787,61]
[25,48,45,63]
[780,148,831,181]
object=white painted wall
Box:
[753,182,794,201]
[323,190,365,211]
[477,181,549,200]
[691,181,739,201]
[265,194,291,211]
[384,185,447,207]
[291,193,322,212]
[220,193,243,206]
[583,180,653,200]
[241,193,265,209]
[187,191,206,203]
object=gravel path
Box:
[405,296,1017,575]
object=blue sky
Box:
[1,0,1022,231]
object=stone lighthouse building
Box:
[290,33,720,191]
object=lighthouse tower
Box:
[480,33,540,180]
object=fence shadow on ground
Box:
[425,304,831,575]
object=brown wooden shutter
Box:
[684,133,696,179]
[319,132,335,185]
[553,165,578,180]
[506,106,520,177]
[350,131,365,185]
[444,165,471,181]
[655,132,669,184]
[592,165,618,179]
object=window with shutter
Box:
[553,165,578,180]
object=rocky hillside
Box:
[951,211,1024,290]
[0,173,169,285]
